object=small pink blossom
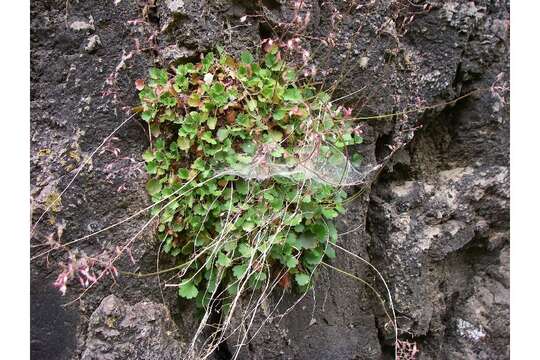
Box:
[304,12,311,26]
[302,50,310,64]
[353,126,364,136]
[53,272,69,296]
[262,38,275,53]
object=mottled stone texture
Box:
[81,295,185,360]
[31,0,509,359]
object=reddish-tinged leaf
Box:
[226,110,237,124]
[135,79,145,90]
[278,273,291,289]
[155,86,166,97]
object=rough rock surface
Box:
[81,295,185,360]
[30,0,509,359]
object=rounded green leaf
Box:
[177,136,191,151]
[240,51,254,64]
[217,128,229,142]
[238,243,254,257]
[233,264,248,279]
[207,117,217,130]
[283,88,302,103]
[321,208,338,219]
[178,280,199,299]
[146,179,162,195]
[298,232,317,249]
[304,249,323,265]
[142,150,155,162]
[285,256,298,269]
[217,252,232,267]
[295,273,310,286]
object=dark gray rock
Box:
[368,165,509,357]
[81,295,185,360]
[30,1,192,359]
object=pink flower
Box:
[287,39,294,49]
[109,266,119,278]
[262,38,275,53]
[302,50,310,64]
[304,12,311,26]
[53,272,69,296]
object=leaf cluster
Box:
[137,46,362,310]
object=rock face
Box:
[30,1,509,360]
[369,166,509,358]
[81,295,185,360]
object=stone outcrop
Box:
[81,295,185,360]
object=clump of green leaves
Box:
[137,46,362,311]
